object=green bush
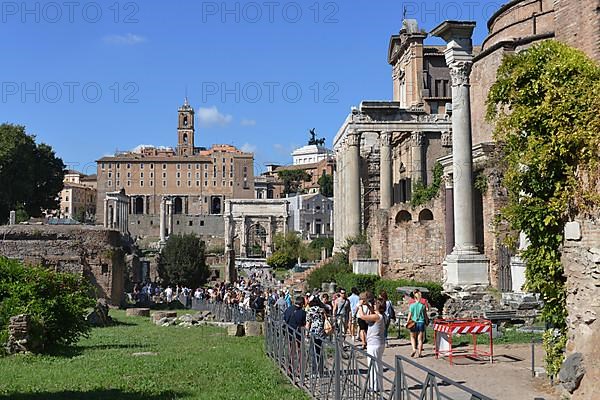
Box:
[374,279,446,310]
[334,273,380,293]
[158,234,208,288]
[0,257,96,353]
[306,255,351,290]
[309,237,334,255]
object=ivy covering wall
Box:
[486,41,600,376]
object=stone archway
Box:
[247,223,268,258]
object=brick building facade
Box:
[96,99,255,239]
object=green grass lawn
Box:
[0,310,308,400]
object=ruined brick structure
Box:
[561,217,600,398]
[0,225,127,306]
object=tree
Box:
[157,234,208,288]
[277,169,311,195]
[266,252,295,270]
[0,124,65,222]
[318,173,333,197]
[486,40,600,376]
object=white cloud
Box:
[103,33,147,46]
[240,143,257,153]
[197,106,233,127]
[240,119,257,126]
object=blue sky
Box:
[1,1,500,175]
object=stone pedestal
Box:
[443,253,490,289]
[510,255,527,292]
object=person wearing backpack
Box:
[333,289,350,336]
[380,291,396,347]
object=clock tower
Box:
[177,97,195,156]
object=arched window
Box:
[183,133,188,144]
[418,209,434,222]
[395,210,412,224]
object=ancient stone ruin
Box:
[0,225,129,306]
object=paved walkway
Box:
[367,336,561,400]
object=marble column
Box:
[112,201,118,228]
[411,131,425,184]
[240,217,247,258]
[104,199,109,227]
[444,176,455,256]
[159,197,166,243]
[346,130,361,238]
[432,20,488,289]
[166,198,173,238]
[266,217,274,257]
[379,131,393,210]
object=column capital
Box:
[411,131,425,146]
[380,131,394,146]
[449,61,473,87]
[346,130,361,147]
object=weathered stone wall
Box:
[370,195,446,283]
[562,218,600,399]
[0,225,127,306]
[128,214,224,239]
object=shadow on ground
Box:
[0,389,187,400]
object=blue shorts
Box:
[411,322,425,333]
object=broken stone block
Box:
[152,311,178,323]
[564,221,582,241]
[244,321,263,337]
[126,308,150,317]
[559,352,585,394]
[227,324,245,337]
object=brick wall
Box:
[554,0,600,62]
[370,195,446,283]
[0,225,127,306]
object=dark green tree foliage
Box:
[317,173,333,197]
[157,234,208,288]
[0,124,65,222]
[486,41,600,376]
[266,252,296,270]
[0,257,95,352]
[277,169,311,195]
[267,232,309,269]
[309,237,334,255]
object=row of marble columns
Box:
[159,196,175,244]
[103,193,129,235]
[334,128,427,250]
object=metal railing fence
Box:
[264,312,492,400]
[191,299,258,324]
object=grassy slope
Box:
[0,311,308,400]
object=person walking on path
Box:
[357,292,373,350]
[348,287,360,341]
[333,289,350,336]
[306,295,327,376]
[380,291,396,347]
[357,298,387,392]
[407,290,426,357]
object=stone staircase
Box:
[283,257,333,292]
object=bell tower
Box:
[177,97,195,156]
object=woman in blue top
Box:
[407,290,426,358]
